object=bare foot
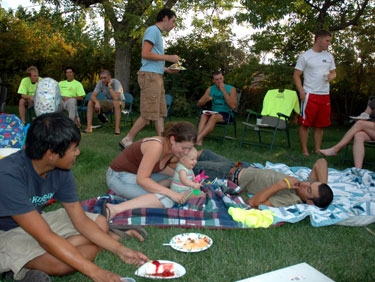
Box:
[82,127,92,133]
[319,148,337,156]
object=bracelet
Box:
[283,178,291,189]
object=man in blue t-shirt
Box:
[196,70,237,146]
[0,113,148,281]
[120,8,180,149]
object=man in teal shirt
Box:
[17,66,41,124]
[196,70,237,146]
[58,67,86,128]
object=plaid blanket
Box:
[81,183,251,229]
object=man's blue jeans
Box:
[193,149,234,180]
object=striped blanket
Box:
[81,184,250,229]
[257,162,375,227]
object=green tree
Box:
[0,5,112,103]
[237,0,375,120]
[32,0,239,92]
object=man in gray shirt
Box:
[82,70,124,135]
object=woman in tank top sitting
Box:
[105,121,197,219]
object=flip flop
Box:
[81,129,92,134]
[100,198,111,221]
[114,132,121,136]
[110,224,148,239]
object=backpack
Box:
[34,77,61,116]
[0,114,25,148]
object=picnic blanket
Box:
[257,162,375,227]
[81,184,251,229]
[81,163,375,228]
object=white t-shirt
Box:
[295,49,336,95]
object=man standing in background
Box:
[17,66,41,124]
[58,67,86,128]
[294,29,336,156]
[119,8,180,149]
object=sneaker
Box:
[97,112,108,123]
[2,269,51,282]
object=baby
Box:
[171,147,205,199]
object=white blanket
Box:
[255,162,375,227]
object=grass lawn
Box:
[4,106,375,281]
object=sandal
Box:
[109,224,148,239]
[119,141,125,150]
[114,132,121,136]
[100,198,111,221]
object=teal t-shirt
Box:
[210,84,233,113]
[59,79,86,98]
[17,77,42,96]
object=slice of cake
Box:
[145,260,175,277]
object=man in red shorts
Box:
[294,30,336,156]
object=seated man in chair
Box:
[196,70,237,146]
[82,70,124,135]
[58,67,86,128]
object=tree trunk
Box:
[114,41,133,93]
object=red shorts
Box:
[298,93,331,128]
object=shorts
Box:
[20,97,34,109]
[138,71,167,120]
[106,167,174,208]
[0,208,99,280]
[299,93,331,128]
[99,100,124,112]
[219,112,230,123]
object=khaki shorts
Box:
[99,100,125,112]
[0,208,99,280]
[138,71,167,120]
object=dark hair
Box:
[162,121,197,144]
[314,30,332,42]
[311,183,333,208]
[156,8,176,22]
[64,66,75,74]
[211,70,223,78]
[25,113,81,159]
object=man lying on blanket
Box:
[190,149,333,209]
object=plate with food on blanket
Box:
[167,233,213,252]
[135,260,186,279]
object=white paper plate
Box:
[169,233,213,253]
[168,67,186,70]
[349,116,370,120]
[202,110,218,115]
[135,260,186,279]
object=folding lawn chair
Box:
[240,88,300,152]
